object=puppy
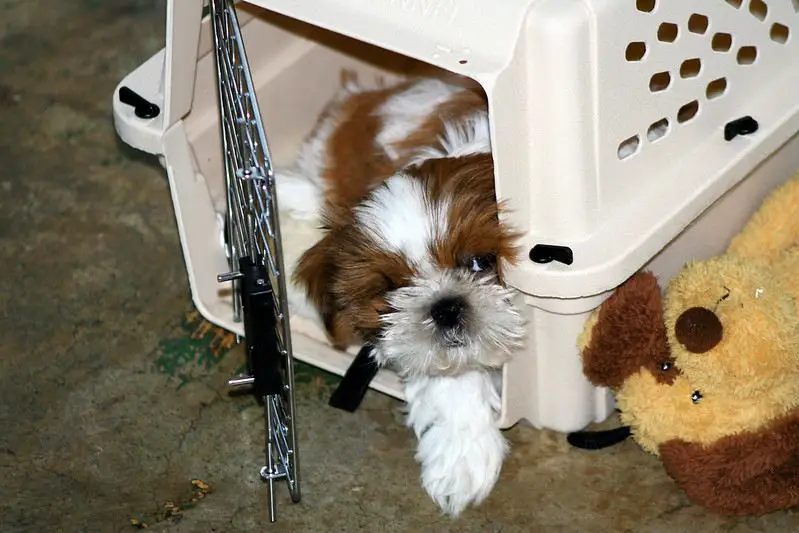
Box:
[275,74,526,515]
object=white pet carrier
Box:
[113,0,799,518]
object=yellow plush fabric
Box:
[664,256,799,401]
[727,175,799,262]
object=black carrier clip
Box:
[724,115,758,141]
[118,86,160,120]
[529,244,574,266]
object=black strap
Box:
[567,425,632,450]
[328,343,380,412]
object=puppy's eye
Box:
[468,254,497,273]
[691,390,703,404]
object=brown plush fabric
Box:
[674,306,723,354]
[659,411,799,516]
[582,272,677,390]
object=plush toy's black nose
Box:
[675,306,723,354]
[430,296,467,330]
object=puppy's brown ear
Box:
[293,230,355,350]
[580,271,668,390]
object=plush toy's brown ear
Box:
[581,271,670,390]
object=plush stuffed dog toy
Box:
[576,175,799,516]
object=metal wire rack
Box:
[208,0,301,522]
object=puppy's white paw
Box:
[405,370,507,517]
[417,419,507,516]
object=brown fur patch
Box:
[292,77,410,345]
[412,153,520,279]
[318,76,488,229]
[659,410,799,516]
[581,271,676,390]
[329,226,416,345]
[294,223,416,349]
[292,230,342,344]
[318,79,413,228]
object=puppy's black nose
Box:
[430,296,466,330]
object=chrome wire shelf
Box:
[208,0,301,522]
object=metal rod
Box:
[265,394,277,522]
[227,375,255,388]
[209,0,242,323]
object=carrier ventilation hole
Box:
[688,14,709,34]
[678,100,700,123]
[794,0,799,13]
[706,78,728,100]
[712,32,733,52]
[771,23,790,43]
[458,59,469,64]
[626,42,647,61]
[618,135,641,160]
[680,58,702,78]
[658,23,679,42]
[637,0,656,13]
[725,0,743,7]
[647,118,670,142]
[749,0,768,21]
[649,71,672,92]
[737,45,758,64]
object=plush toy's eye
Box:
[660,361,672,372]
[714,286,731,308]
[691,390,703,404]
[467,254,497,273]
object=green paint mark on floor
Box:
[154,308,344,394]
[294,361,342,389]
[154,310,237,389]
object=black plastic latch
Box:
[724,116,758,141]
[529,244,574,266]
[238,256,284,398]
[118,86,160,119]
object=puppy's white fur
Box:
[375,78,464,160]
[404,369,507,517]
[271,76,518,516]
[354,172,446,268]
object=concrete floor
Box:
[2,1,799,531]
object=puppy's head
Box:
[294,153,525,378]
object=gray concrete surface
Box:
[2,1,799,531]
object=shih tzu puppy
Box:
[275,73,526,516]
